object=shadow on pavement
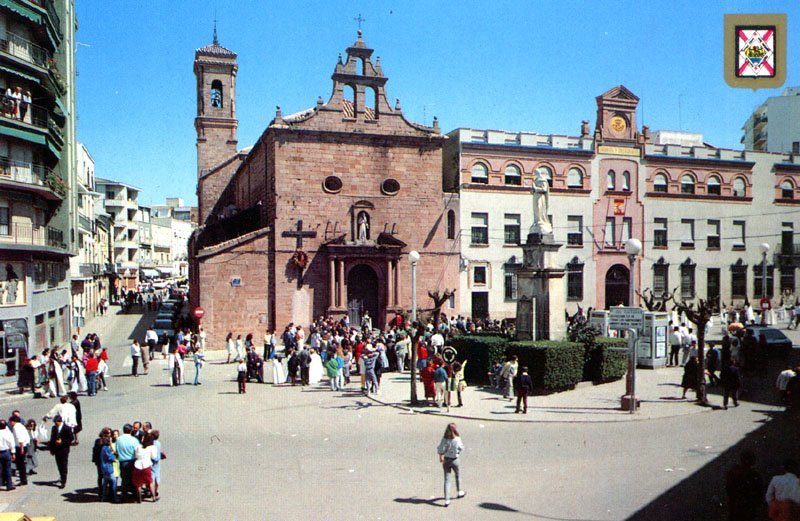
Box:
[394,496,442,507]
[62,487,101,503]
[627,352,800,521]
[479,501,607,521]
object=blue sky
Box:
[76,1,800,206]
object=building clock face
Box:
[610,115,627,134]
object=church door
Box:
[605,264,630,308]
[347,264,379,328]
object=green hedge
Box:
[507,340,584,392]
[449,335,508,384]
[591,337,628,383]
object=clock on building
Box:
[610,115,627,134]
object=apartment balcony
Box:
[0,101,65,152]
[0,157,64,200]
[754,113,768,128]
[78,263,103,278]
[0,222,67,252]
[113,238,138,249]
[754,130,768,144]
[78,213,93,234]
[0,30,50,71]
[5,0,62,43]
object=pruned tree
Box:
[409,289,456,405]
[636,288,673,312]
[670,296,715,406]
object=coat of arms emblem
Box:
[736,26,775,77]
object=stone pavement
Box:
[364,365,785,423]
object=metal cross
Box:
[282,219,317,249]
[354,14,365,30]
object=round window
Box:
[381,178,400,195]
[323,176,343,193]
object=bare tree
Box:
[408,289,456,405]
[670,296,715,405]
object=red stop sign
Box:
[193,307,205,320]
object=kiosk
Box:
[637,312,669,368]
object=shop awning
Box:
[0,0,42,24]
[141,268,160,279]
[0,65,40,84]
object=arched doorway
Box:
[347,264,379,328]
[605,264,630,308]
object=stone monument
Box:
[515,170,567,341]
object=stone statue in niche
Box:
[530,169,552,236]
[357,212,370,242]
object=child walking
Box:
[237,360,247,394]
[436,422,465,507]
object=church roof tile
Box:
[196,42,237,58]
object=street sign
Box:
[442,346,457,364]
[609,307,644,332]
[193,307,205,320]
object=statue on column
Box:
[530,169,552,236]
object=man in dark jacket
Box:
[514,366,534,414]
[49,415,74,488]
[721,360,742,410]
[299,348,311,386]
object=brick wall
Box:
[196,233,270,349]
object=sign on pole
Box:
[193,307,205,320]
[609,307,644,332]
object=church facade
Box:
[189,32,460,346]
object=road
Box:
[4,307,797,520]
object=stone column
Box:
[340,258,346,308]
[386,259,394,307]
[393,260,399,306]
[329,257,336,308]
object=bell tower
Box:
[194,25,238,177]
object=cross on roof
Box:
[282,219,317,249]
[354,13,365,31]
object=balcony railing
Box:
[0,31,50,68]
[0,157,66,198]
[0,222,66,250]
[0,100,64,139]
[78,213,93,233]
[78,263,103,277]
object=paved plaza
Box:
[2,307,798,520]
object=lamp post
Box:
[625,238,642,307]
[408,250,420,404]
[409,250,420,322]
[623,238,642,413]
[760,243,770,324]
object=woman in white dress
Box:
[225,333,235,363]
[308,349,323,384]
[295,326,306,349]
[272,356,286,385]
[235,335,245,362]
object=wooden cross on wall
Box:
[282,220,317,288]
[282,219,316,249]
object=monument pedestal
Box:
[515,232,567,341]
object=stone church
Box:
[189,30,460,346]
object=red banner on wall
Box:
[613,198,626,215]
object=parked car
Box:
[153,318,176,342]
[745,325,793,356]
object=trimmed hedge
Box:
[507,340,584,392]
[591,337,628,383]
[449,335,509,384]
[447,334,626,391]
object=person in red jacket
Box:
[417,341,429,371]
[84,354,99,397]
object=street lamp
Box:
[409,250,420,322]
[624,238,642,306]
[760,243,770,324]
[623,238,642,413]
[759,242,770,300]
[408,250,421,404]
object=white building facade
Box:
[445,86,800,320]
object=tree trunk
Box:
[695,328,708,405]
[409,327,420,405]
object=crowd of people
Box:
[18,333,110,398]
[92,421,165,503]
